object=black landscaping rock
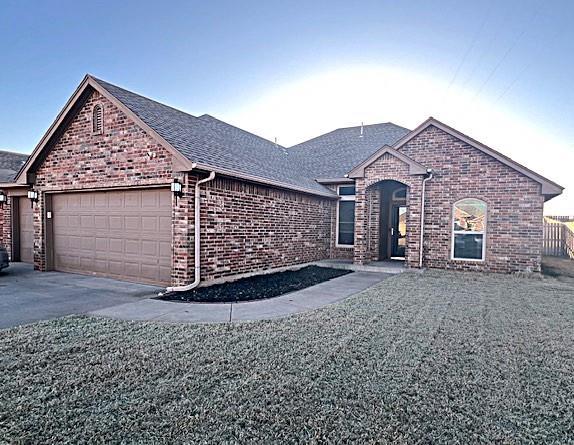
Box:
[157,266,352,303]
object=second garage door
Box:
[52,189,171,285]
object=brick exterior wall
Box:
[8,87,335,285]
[328,125,545,273]
[398,125,544,273]
[2,85,547,279]
[31,89,176,274]
[0,201,7,251]
[198,175,332,282]
[354,153,424,267]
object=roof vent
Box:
[359,122,364,138]
[92,104,103,135]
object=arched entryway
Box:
[376,180,408,260]
[365,179,409,262]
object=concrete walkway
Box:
[89,271,391,323]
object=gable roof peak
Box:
[393,116,563,199]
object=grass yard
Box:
[1,270,573,443]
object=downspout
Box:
[419,169,433,269]
[165,171,216,293]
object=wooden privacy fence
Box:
[543,219,574,258]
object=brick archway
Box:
[352,152,425,267]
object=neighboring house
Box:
[0,150,29,251]
[0,75,563,286]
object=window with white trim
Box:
[92,104,103,134]
[337,185,356,246]
[452,198,486,260]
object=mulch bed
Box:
[157,265,352,303]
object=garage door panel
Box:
[125,239,140,255]
[109,216,123,229]
[95,237,108,251]
[94,215,108,228]
[159,241,171,257]
[94,193,107,207]
[141,240,159,256]
[124,216,140,230]
[141,216,159,231]
[52,189,171,285]
[159,216,172,231]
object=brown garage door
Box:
[52,189,171,285]
[19,197,34,263]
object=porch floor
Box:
[314,259,406,274]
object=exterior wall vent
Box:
[92,104,103,134]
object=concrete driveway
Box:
[0,263,160,329]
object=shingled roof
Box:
[10,75,562,200]
[0,150,28,183]
[287,123,411,179]
[94,78,334,196]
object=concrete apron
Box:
[88,271,392,323]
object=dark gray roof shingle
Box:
[0,150,28,183]
[287,123,411,179]
[94,78,333,195]
[93,77,412,194]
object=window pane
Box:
[454,199,486,232]
[339,201,355,222]
[338,231,354,245]
[338,201,355,245]
[339,185,356,196]
[454,233,483,260]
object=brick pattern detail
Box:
[354,152,423,267]
[397,125,544,273]
[5,89,545,279]
[32,89,176,275]
[0,199,10,254]
[196,176,332,283]
[365,186,380,262]
[172,173,195,285]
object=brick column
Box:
[33,191,46,271]
[0,197,11,257]
[353,178,368,264]
[404,179,423,269]
[171,173,196,286]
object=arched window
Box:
[92,104,103,134]
[452,198,486,261]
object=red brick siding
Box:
[398,125,543,273]
[35,91,173,191]
[196,175,332,282]
[356,153,423,267]
[0,201,8,252]
[32,89,178,275]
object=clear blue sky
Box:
[1,0,573,210]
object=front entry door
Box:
[391,205,407,258]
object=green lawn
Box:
[1,270,573,443]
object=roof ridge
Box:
[198,114,288,149]
[335,121,407,131]
[288,122,410,150]
[0,149,28,156]
[90,75,198,121]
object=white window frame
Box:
[336,185,356,248]
[451,198,487,262]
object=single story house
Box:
[0,75,563,286]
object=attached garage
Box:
[49,188,171,285]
